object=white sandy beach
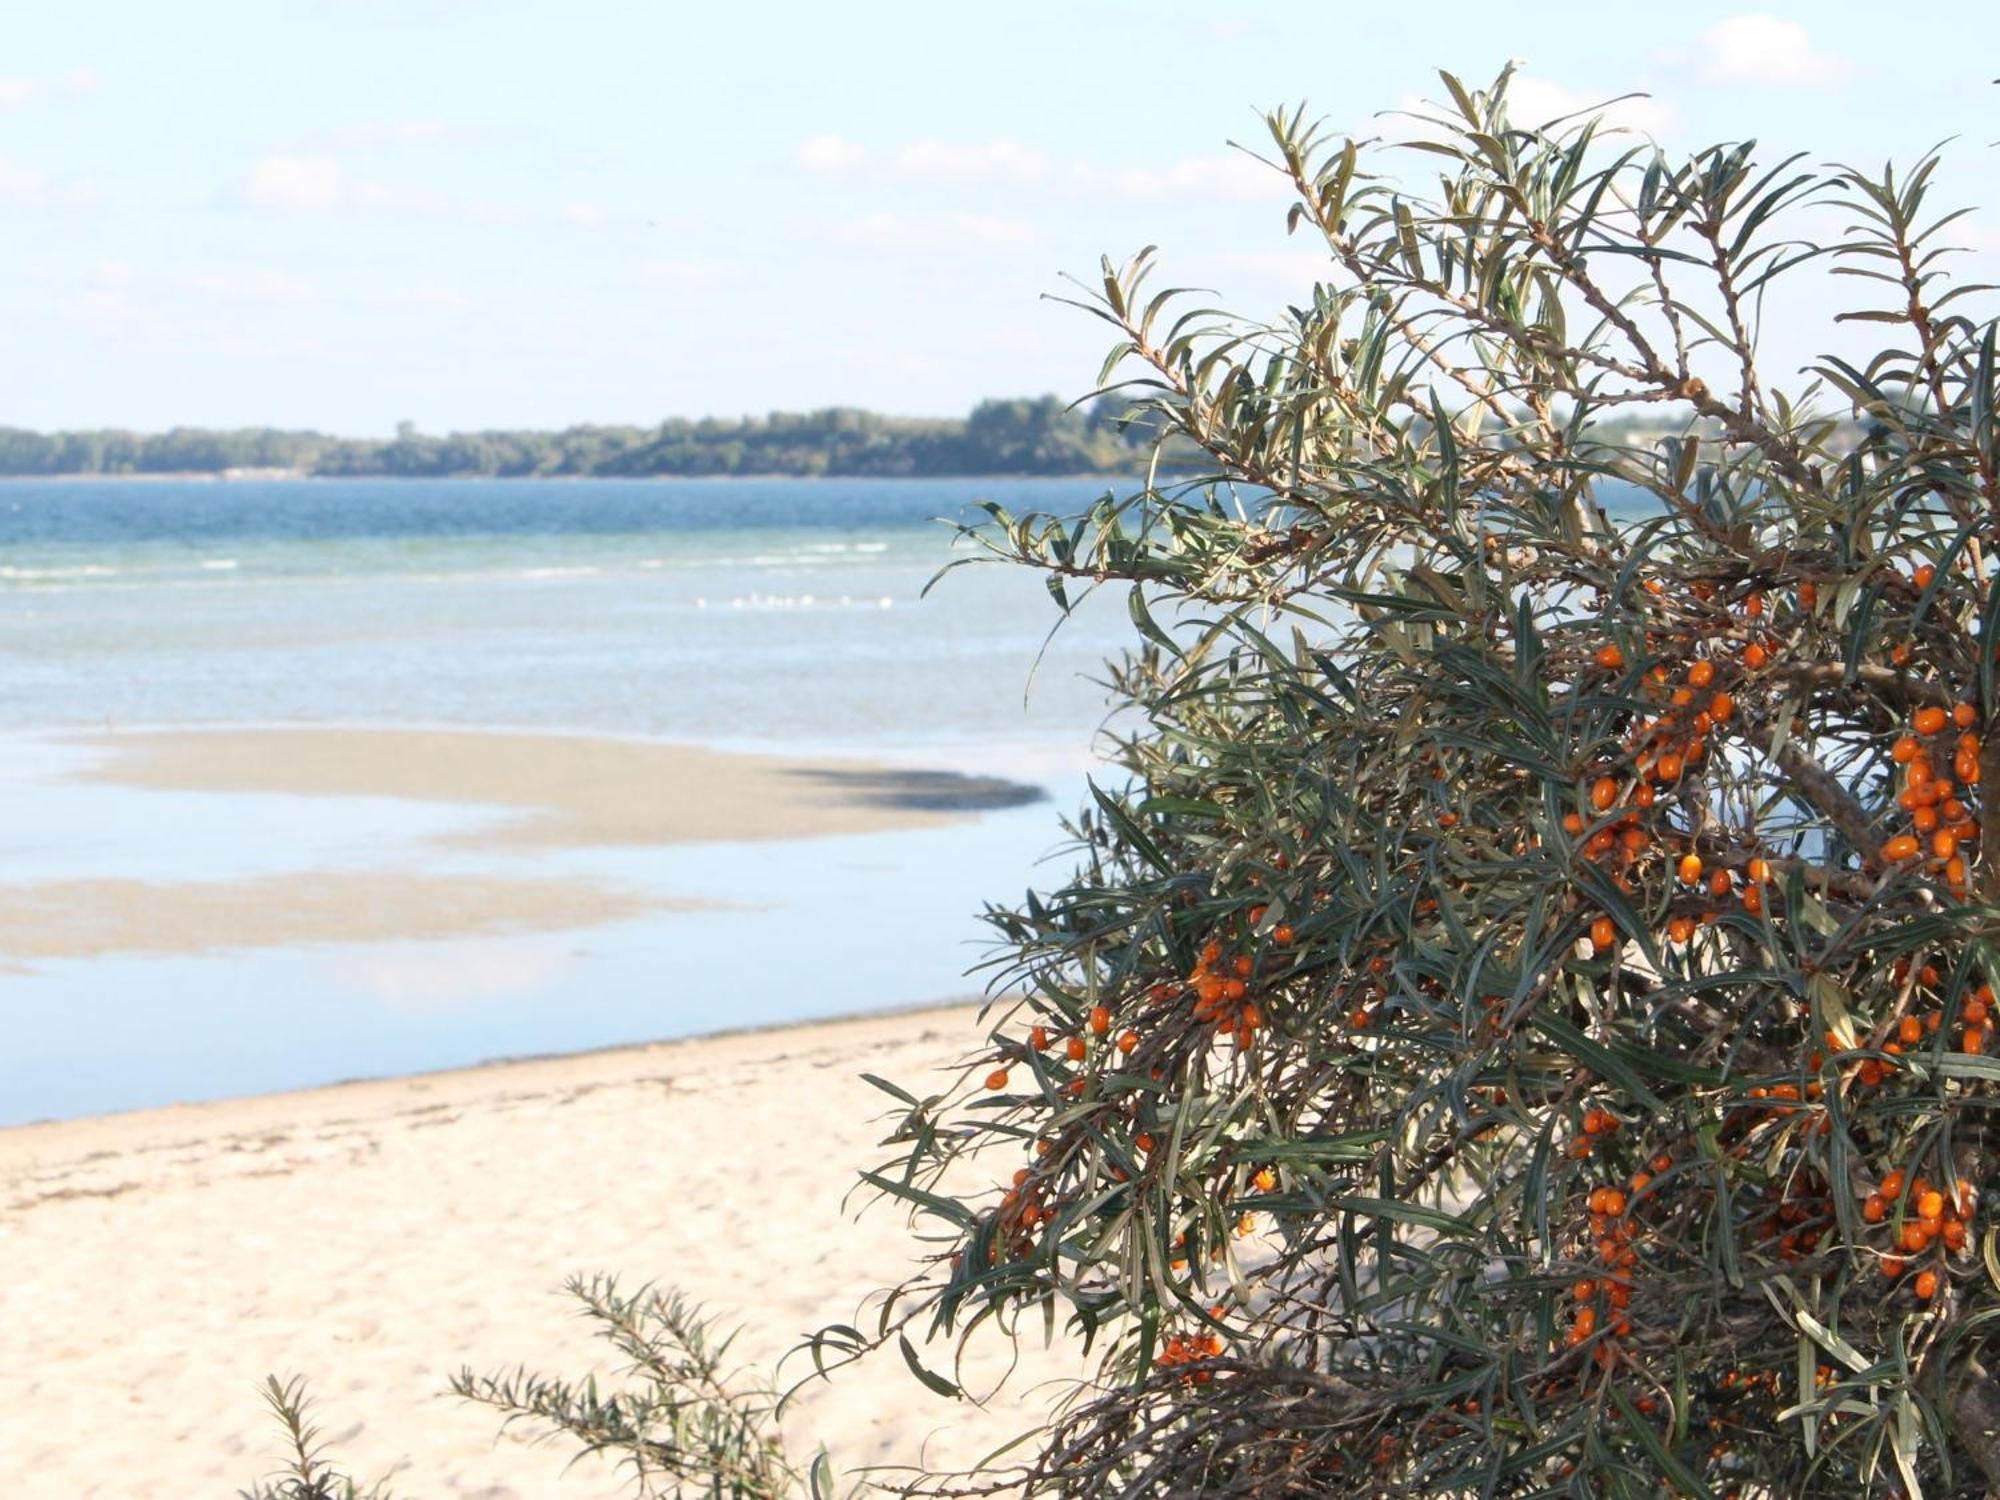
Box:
[0,1005,1088,1497]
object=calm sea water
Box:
[0,476,1136,753]
[0,477,1138,1123]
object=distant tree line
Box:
[0,397,1187,478]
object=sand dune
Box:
[0,1006,1089,1498]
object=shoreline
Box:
[0,996,988,1141]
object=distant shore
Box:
[0,467,1135,482]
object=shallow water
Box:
[0,478,1131,1123]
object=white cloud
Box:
[798,133,1285,205]
[1503,76,1671,137]
[243,154,348,211]
[1690,13,1853,87]
[893,139,1048,185]
[829,211,1043,251]
[359,282,472,311]
[1083,151,1288,203]
[796,134,867,175]
[560,201,607,228]
[0,153,95,207]
[0,67,97,110]
[187,268,320,303]
[320,118,468,150]
[634,257,744,288]
[239,153,447,215]
[93,258,131,288]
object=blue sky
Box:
[2,1,1997,434]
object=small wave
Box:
[199,558,240,571]
[515,566,601,579]
[0,563,121,581]
[722,592,896,611]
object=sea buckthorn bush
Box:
[853,68,2000,1498]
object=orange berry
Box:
[985,1068,1011,1091]
[1667,914,1695,944]
[1743,885,1764,916]
[1955,702,1979,729]
[1893,735,1921,764]
[1916,706,1949,737]
[1065,1036,1087,1061]
[1117,1029,1139,1054]
[1918,1189,1945,1219]
[1709,869,1733,898]
[1089,1005,1111,1035]
[1914,563,1937,590]
[1029,1025,1050,1051]
[1799,580,1818,608]
[1656,751,1684,782]
[1272,923,1296,944]
[1863,1194,1887,1223]
[1882,1255,1908,1278]
[1590,915,1617,953]
[1747,857,1771,884]
[1744,591,1765,619]
[1595,643,1625,671]
[1743,642,1770,669]
[1563,812,1585,835]
[1591,776,1619,812]
[1899,1016,1924,1046]
[1915,1269,1939,1300]
[1892,642,1914,666]
[1884,834,1922,862]
[1688,660,1715,689]
[1678,853,1703,884]
[1253,1166,1276,1192]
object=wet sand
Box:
[0,729,1042,964]
[73,727,1044,849]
